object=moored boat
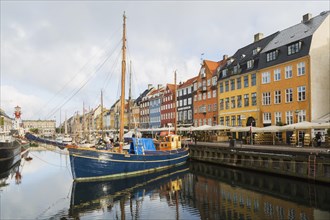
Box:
[67,13,189,181]
[0,132,21,172]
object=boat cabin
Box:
[158,135,181,151]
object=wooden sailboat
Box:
[67,12,189,181]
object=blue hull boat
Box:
[68,138,189,181]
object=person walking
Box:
[315,132,322,147]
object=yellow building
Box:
[217,33,279,139]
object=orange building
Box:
[193,59,226,127]
[258,12,329,144]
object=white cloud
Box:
[1,1,329,121]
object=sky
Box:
[1,1,329,125]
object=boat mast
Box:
[174,70,177,134]
[100,90,104,139]
[128,60,132,131]
[119,12,127,142]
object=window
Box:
[244,75,249,88]
[274,90,281,104]
[262,92,271,105]
[236,77,241,89]
[231,116,236,126]
[212,76,217,86]
[212,90,216,98]
[225,98,230,109]
[220,117,224,125]
[237,95,242,108]
[225,81,229,92]
[247,60,254,69]
[274,69,281,81]
[233,65,239,74]
[266,50,277,62]
[262,72,270,84]
[275,112,282,125]
[202,93,206,100]
[285,66,292,79]
[231,79,235,91]
[231,96,236,108]
[183,99,187,106]
[188,110,192,120]
[219,82,224,93]
[237,115,242,126]
[251,73,256,86]
[288,41,301,55]
[213,103,217,112]
[225,116,230,126]
[285,88,293,103]
[188,97,192,105]
[263,113,271,123]
[244,94,249,107]
[251,93,257,106]
[297,110,306,122]
[286,111,293,124]
[208,118,212,126]
[297,62,305,76]
[207,91,211,99]
[220,99,224,110]
[222,69,228,77]
[194,82,197,91]
[297,86,306,101]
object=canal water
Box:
[1,145,330,220]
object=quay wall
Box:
[188,142,330,183]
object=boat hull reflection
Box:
[69,162,189,218]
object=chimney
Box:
[148,84,152,90]
[223,54,228,60]
[254,33,264,42]
[157,84,162,90]
[302,13,312,23]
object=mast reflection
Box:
[69,163,189,219]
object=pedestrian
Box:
[315,132,322,147]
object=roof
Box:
[218,31,279,80]
[262,11,329,53]
[134,87,154,105]
[204,60,219,74]
[178,76,198,89]
[166,84,176,93]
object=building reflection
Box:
[186,161,330,220]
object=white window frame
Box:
[297,62,305,76]
[274,90,281,104]
[274,69,281,81]
[285,88,293,103]
[297,86,306,101]
[262,72,270,84]
[262,92,271,105]
[285,66,292,79]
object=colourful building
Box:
[258,12,329,143]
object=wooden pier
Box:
[188,141,330,183]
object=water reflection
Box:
[188,161,330,220]
[1,148,330,220]
[69,162,192,219]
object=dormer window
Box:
[200,67,206,78]
[247,60,254,69]
[288,41,302,55]
[233,64,240,74]
[266,50,278,62]
[227,58,234,66]
[222,69,228,77]
[253,47,261,55]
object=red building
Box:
[161,84,176,127]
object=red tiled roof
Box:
[178,76,198,88]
